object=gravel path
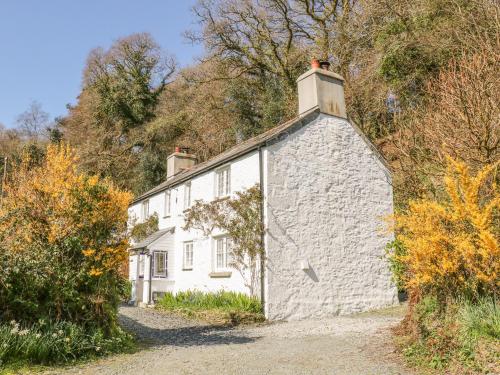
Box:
[46,305,414,375]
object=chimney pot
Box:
[175,146,181,153]
[311,58,320,69]
[319,61,331,70]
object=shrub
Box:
[0,320,133,367]
[385,239,407,292]
[392,157,499,300]
[157,290,264,324]
[0,144,134,365]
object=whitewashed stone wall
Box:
[264,114,397,320]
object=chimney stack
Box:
[166,147,197,180]
[297,59,346,118]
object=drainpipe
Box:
[258,147,266,314]
[148,252,153,305]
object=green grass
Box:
[156,290,265,325]
[458,297,500,342]
[0,320,134,369]
[397,296,500,374]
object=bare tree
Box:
[16,101,49,141]
[390,48,499,204]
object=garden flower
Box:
[19,329,30,336]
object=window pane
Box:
[154,252,167,277]
[184,243,193,268]
[216,239,224,268]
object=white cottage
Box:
[128,63,398,320]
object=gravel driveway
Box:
[47,305,414,375]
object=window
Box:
[138,255,145,278]
[153,251,167,278]
[214,236,231,270]
[141,200,149,221]
[183,242,193,269]
[215,166,231,198]
[164,191,171,217]
[184,182,191,209]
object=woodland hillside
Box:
[0,0,497,207]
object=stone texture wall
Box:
[264,114,397,320]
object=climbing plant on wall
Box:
[183,184,264,296]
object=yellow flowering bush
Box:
[393,157,499,299]
[0,144,132,330]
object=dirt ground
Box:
[44,304,415,375]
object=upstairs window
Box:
[141,200,149,221]
[214,236,232,271]
[164,191,171,217]
[152,251,167,278]
[183,241,193,270]
[184,182,191,209]
[215,166,231,198]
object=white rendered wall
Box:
[264,114,397,320]
[128,151,261,297]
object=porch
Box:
[129,227,176,306]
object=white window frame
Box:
[213,236,232,271]
[152,251,167,278]
[184,182,191,210]
[141,200,150,221]
[164,190,171,217]
[183,241,194,270]
[215,166,231,198]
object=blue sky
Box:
[0,0,202,128]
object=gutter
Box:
[258,146,266,313]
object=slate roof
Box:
[131,108,322,204]
[131,106,390,205]
[129,227,175,251]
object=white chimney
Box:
[297,59,346,118]
[166,147,197,180]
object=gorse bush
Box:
[390,157,499,373]
[0,320,133,366]
[0,144,133,365]
[392,157,499,300]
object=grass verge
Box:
[156,290,265,325]
[394,296,499,374]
